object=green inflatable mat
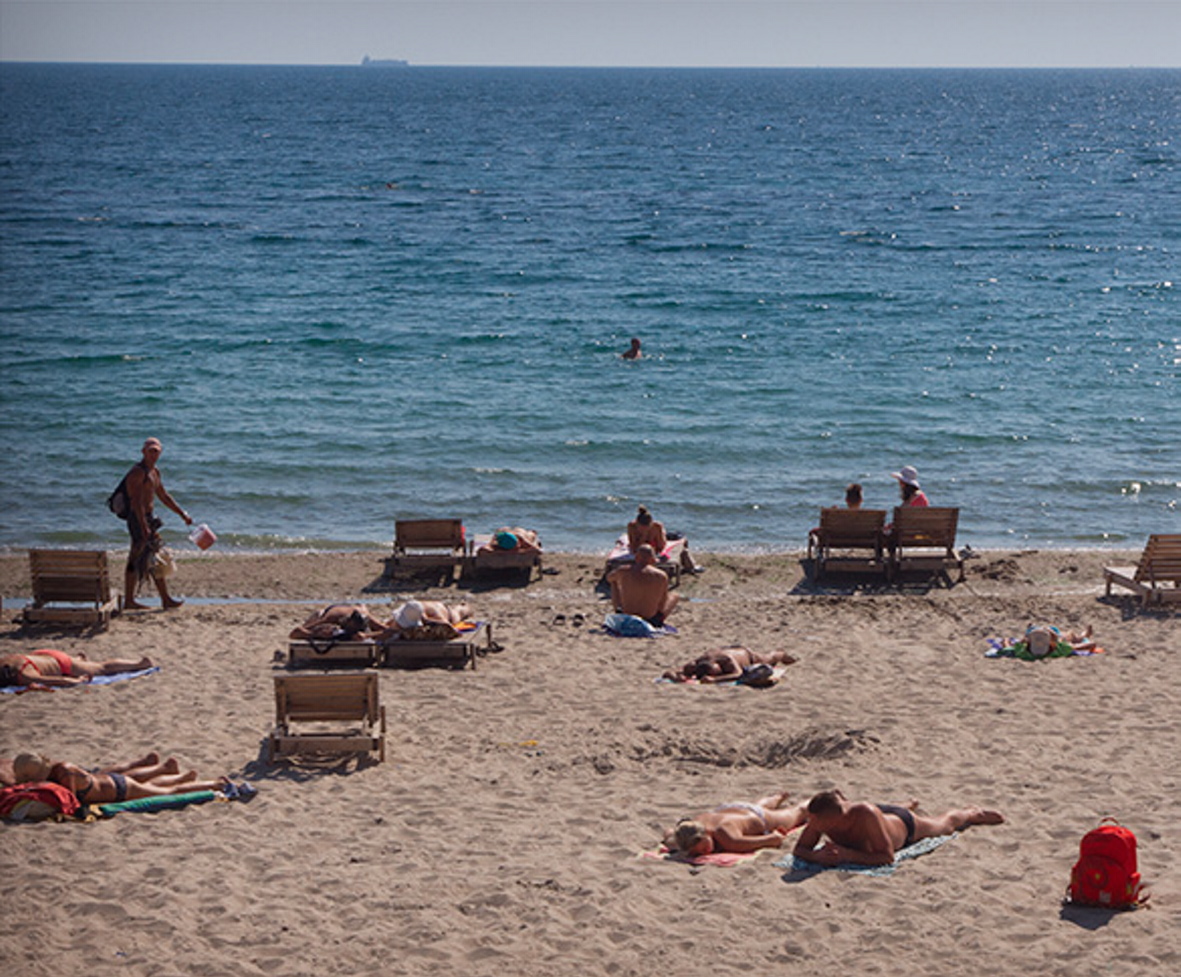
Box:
[97,789,218,816]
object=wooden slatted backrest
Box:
[818,508,886,547]
[1140,534,1181,584]
[892,507,960,551]
[274,673,379,725]
[28,549,110,604]
[394,519,465,553]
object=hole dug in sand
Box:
[637,727,876,770]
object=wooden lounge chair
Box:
[888,507,965,586]
[380,621,494,671]
[602,537,684,588]
[807,508,887,578]
[287,638,380,669]
[389,518,469,580]
[1103,534,1181,607]
[22,549,120,627]
[267,671,386,763]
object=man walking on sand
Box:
[792,789,1004,867]
[123,437,192,610]
[607,543,679,627]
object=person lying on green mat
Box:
[13,752,228,804]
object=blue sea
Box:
[0,64,1177,554]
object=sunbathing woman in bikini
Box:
[664,791,809,856]
[0,650,153,689]
[663,647,797,684]
[14,753,228,804]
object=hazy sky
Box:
[2,1,1179,67]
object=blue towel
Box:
[1,665,160,694]
[603,613,677,638]
[774,833,955,877]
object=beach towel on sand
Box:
[1,665,160,694]
[775,834,955,877]
[603,614,677,638]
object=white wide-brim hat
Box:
[394,600,424,629]
[891,465,921,488]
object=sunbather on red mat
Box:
[13,752,228,804]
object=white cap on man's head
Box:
[891,465,920,488]
[143,437,163,452]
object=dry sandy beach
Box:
[1,547,1177,977]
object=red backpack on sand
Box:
[1067,818,1146,909]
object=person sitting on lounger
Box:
[0,650,153,689]
[14,752,229,803]
[664,791,809,856]
[663,646,797,683]
[289,603,390,641]
[477,527,541,554]
[607,544,679,627]
[792,789,1004,867]
[627,506,668,554]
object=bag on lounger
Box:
[1066,818,1146,909]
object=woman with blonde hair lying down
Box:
[664,791,809,856]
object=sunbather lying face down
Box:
[792,789,1005,867]
[0,650,153,688]
[289,604,391,641]
[664,792,809,856]
[479,528,541,553]
[663,647,798,683]
[13,752,229,804]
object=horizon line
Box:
[3,59,1179,71]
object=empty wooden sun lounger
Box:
[807,508,887,578]
[389,519,469,579]
[287,639,381,669]
[267,671,386,763]
[1104,534,1181,607]
[888,506,965,586]
[380,621,494,671]
[22,549,120,627]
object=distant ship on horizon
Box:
[361,56,409,68]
